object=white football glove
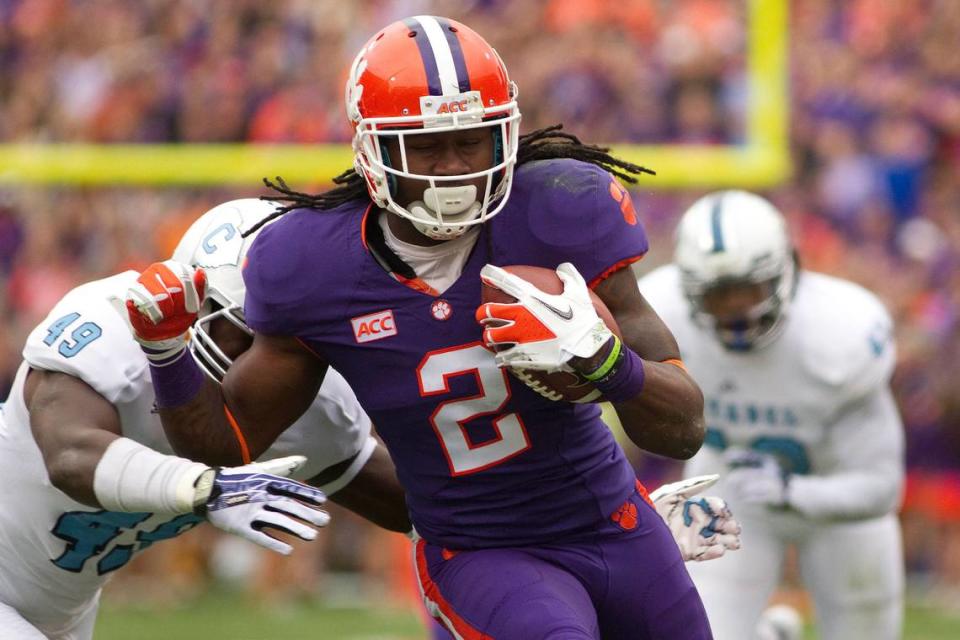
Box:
[651,474,742,562]
[197,455,330,556]
[724,449,791,508]
[476,263,613,371]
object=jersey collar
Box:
[361,206,440,296]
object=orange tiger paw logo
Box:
[611,501,638,531]
[609,180,638,226]
[441,548,459,561]
[635,479,654,508]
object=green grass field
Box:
[94,589,960,640]
[95,589,426,640]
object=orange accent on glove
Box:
[475,302,557,347]
[126,262,207,342]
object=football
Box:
[481,265,622,403]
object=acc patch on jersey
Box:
[351,309,397,343]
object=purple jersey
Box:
[245,159,649,548]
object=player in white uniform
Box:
[0,199,408,640]
[638,190,905,640]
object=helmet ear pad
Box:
[378,140,399,198]
[491,127,505,188]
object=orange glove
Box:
[125,260,206,362]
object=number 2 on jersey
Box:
[418,342,531,476]
[43,312,102,357]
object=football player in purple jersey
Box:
[126,16,714,639]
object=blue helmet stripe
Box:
[710,194,726,253]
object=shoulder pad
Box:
[502,159,648,285]
[22,273,147,404]
[797,273,895,401]
[243,208,360,337]
[637,264,688,323]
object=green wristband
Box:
[583,335,622,382]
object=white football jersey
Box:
[0,271,372,636]
[639,265,901,513]
[641,264,906,640]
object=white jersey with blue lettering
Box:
[0,271,373,639]
[638,265,905,640]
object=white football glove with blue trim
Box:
[196,455,330,556]
[651,474,742,562]
[724,449,792,508]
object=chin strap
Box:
[407,185,482,240]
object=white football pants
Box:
[687,506,904,640]
[0,598,97,640]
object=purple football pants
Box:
[416,486,712,639]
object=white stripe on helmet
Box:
[414,15,460,95]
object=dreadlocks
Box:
[246,124,654,237]
[514,125,653,183]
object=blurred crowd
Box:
[2,0,960,606]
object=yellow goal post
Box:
[0,0,787,188]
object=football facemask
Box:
[190,299,251,382]
[690,273,794,352]
[675,190,797,351]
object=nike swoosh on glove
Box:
[476,263,612,371]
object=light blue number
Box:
[202,223,237,253]
[750,436,810,475]
[51,511,203,575]
[42,312,102,357]
[136,513,203,551]
[58,322,102,357]
[703,426,728,450]
[43,312,80,345]
[51,511,150,574]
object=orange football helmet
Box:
[345,16,521,239]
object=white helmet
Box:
[674,190,797,351]
[172,198,280,380]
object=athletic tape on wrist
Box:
[139,337,189,365]
[94,437,210,513]
[148,350,205,408]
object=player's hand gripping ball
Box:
[477,264,621,403]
